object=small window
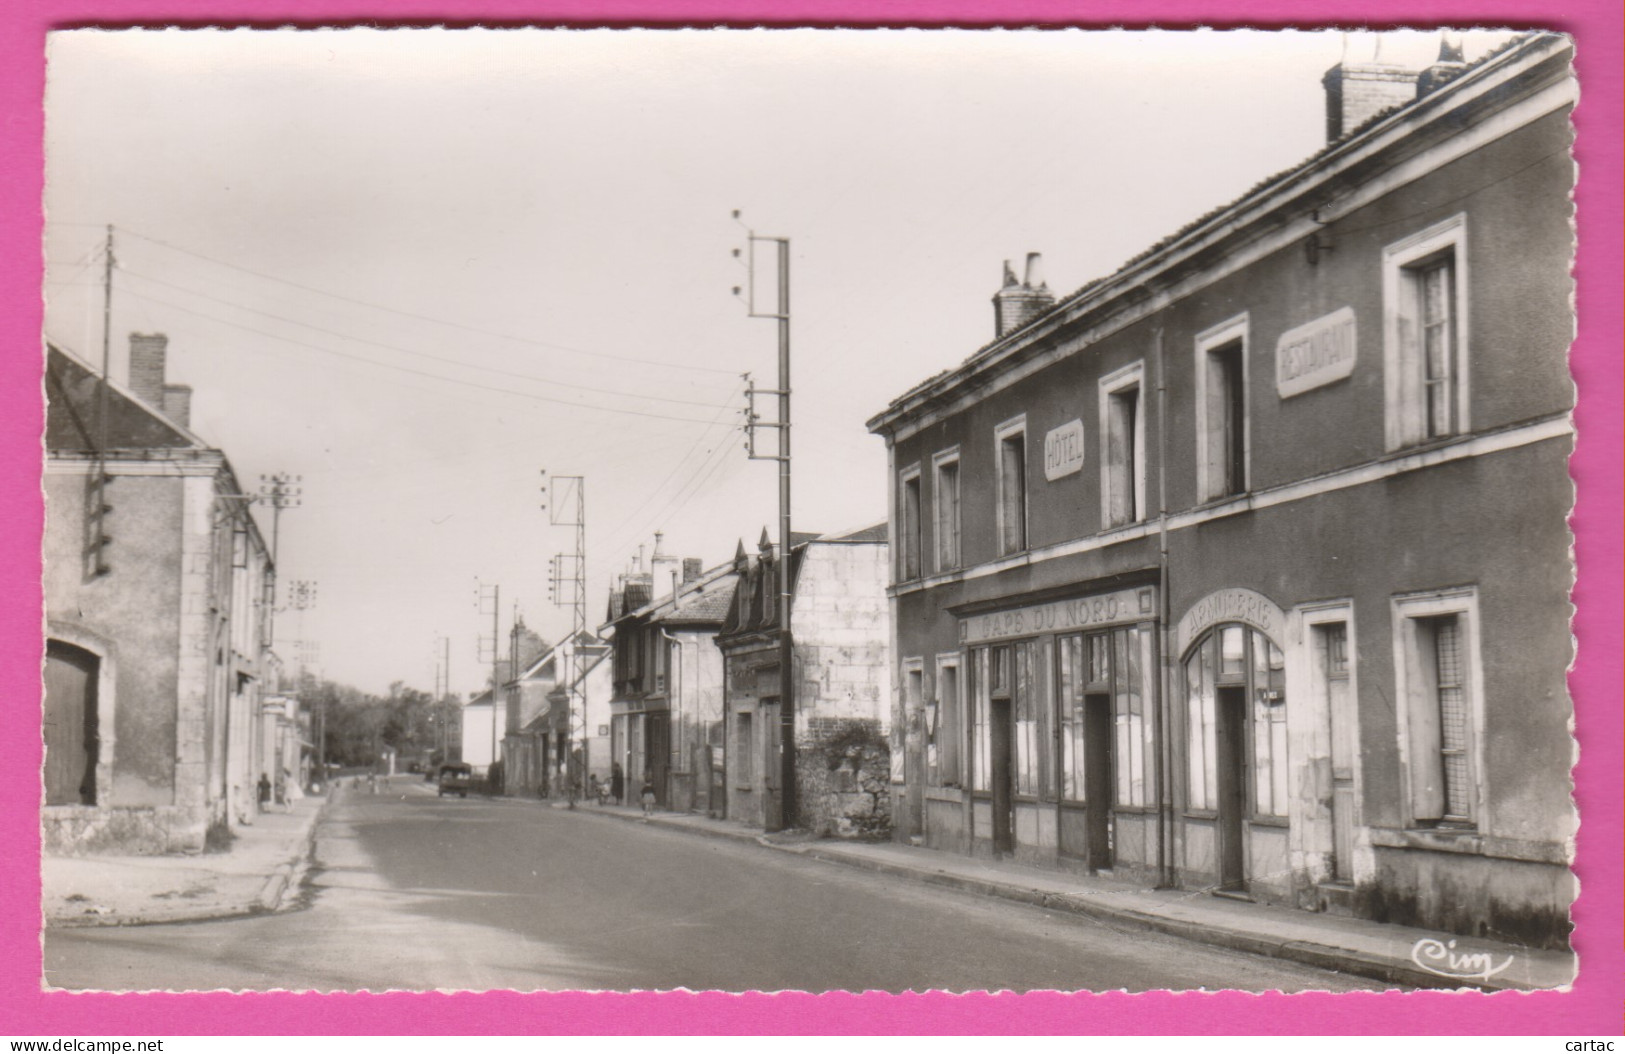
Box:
[996,418,1028,555]
[1100,362,1146,528]
[1395,590,1481,828]
[1195,316,1249,502]
[1384,215,1469,450]
[899,466,922,580]
[933,452,961,572]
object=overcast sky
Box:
[41,27,1515,696]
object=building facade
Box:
[867,35,1575,947]
[604,542,733,813]
[717,526,893,835]
[43,337,276,853]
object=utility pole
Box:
[544,472,587,806]
[258,473,302,652]
[734,211,795,831]
[87,225,115,580]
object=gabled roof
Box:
[46,343,204,453]
[816,521,888,544]
[867,32,1570,435]
[608,558,738,630]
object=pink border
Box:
[3,1,1619,1036]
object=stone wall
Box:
[795,716,891,840]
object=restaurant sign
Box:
[1276,306,1357,398]
[960,586,1155,644]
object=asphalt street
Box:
[44,784,1384,993]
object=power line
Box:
[118,286,736,426]
[97,224,741,377]
[117,266,738,412]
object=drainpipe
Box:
[1154,323,1176,889]
[660,625,684,806]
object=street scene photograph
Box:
[34,26,1579,995]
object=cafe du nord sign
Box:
[960,586,1156,644]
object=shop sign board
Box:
[960,586,1155,644]
[1043,418,1086,480]
[1276,306,1357,398]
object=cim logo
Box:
[1409,937,1515,984]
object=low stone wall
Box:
[796,717,892,840]
[42,803,212,855]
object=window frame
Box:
[1391,587,1485,830]
[932,653,963,788]
[1383,214,1471,451]
[932,448,962,573]
[994,415,1029,557]
[1098,360,1147,529]
[1194,314,1251,503]
[898,462,923,581]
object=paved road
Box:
[45,785,1383,993]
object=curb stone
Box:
[576,803,1541,992]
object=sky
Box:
[41,27,1517,697]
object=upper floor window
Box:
[995,417,1028,555]
[1195,315,1249,502]
[1099,362,1146,528]
[933,450,961,572]
[1384,215,1469,451]
[898,464,922,580]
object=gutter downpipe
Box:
[1154,322,1176,890]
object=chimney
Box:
[682,557,704,583]
[1415,33,1469,98]
[992,253,1055,338]
[649,531,681,599]
[161,384,193,428]
[1322,38,1421,142]
[128,333,169,409]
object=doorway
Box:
[1083,693,1114,870]
[989,697,1014,855]
[761,700,781,830]
[1215,685,1247,891]
[646,711,670,808]
[43,640,99,806]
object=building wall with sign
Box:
[868,36,1575,947]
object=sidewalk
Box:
[563,798,1576,992]
[42,793,326,928]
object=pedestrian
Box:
[274,771,287,811]
[258,772,272,809]
[639,775,656,819]
[587,773,601,805]
[610,761,625,806]
[366,771,377,795]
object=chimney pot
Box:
[1322,42,1422,142]
[1023,252,1047,290]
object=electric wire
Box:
[90,224,741,376]
[116,266,738,411]
[117,286,732,426]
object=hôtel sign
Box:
[961,586,1155,644]
[1043,419,1086,481]
[1276,306,1357,398]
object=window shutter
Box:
[1204,353,1229,500]
[1407,619,1447,822]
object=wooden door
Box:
[44,641,98,806]
[1084,693,1114,871]
[1322,623,1356,882]
[989,697,1014,855]
[1215,685,1247,891]
[647,711,670,807]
